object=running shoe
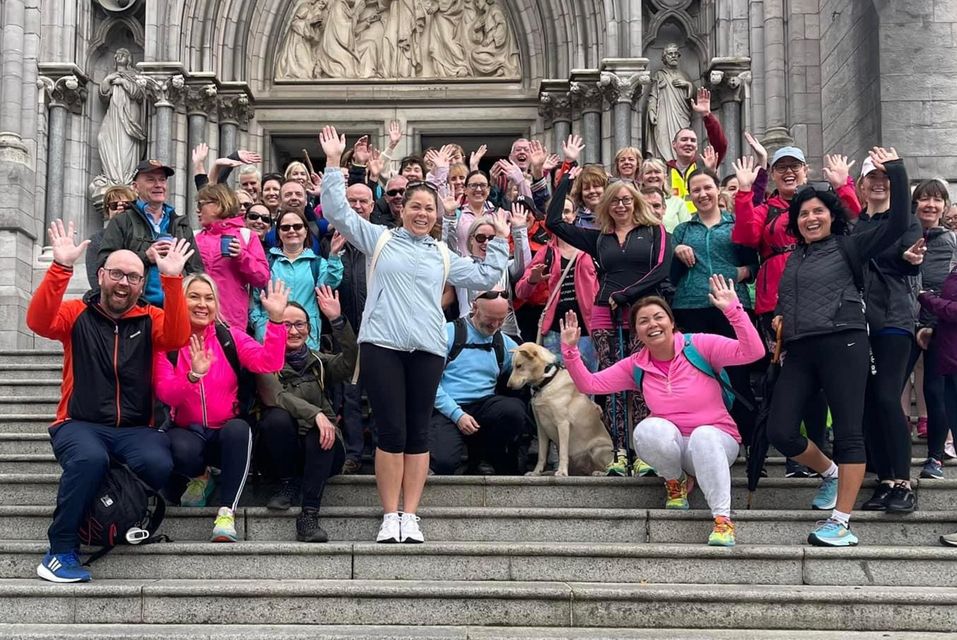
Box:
[399,512,424,543]
[181,472,215,508]
[785,459,810,478]
[811,476,838,510]
[36,551,91,583]
[920,458,944,480]
[605,453,629,477]
[664,476,689,510]
[376,513,401,543]
[296,507,329,543]
[808,518,858,547]
[861,483,893,511]
[940,531,957,547]
[708,516,735,547]
[211,507,238,542]
[886,482,917,513]
[634,458,657,477]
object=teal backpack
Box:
[632,334,751,411]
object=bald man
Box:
[430,291,530,475]
[371,175,408,228]
[27,220,193,583]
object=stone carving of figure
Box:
[317,0,361,77]
[353,0,388,77]
[425,0,469,78]
[644,43,695,163]
[97,48,147,185]
[384,0,427,77]
[276,0,326,79]
[467,0,519,77]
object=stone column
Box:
[762,0,791,148]
[217,84,253,181]
[538,80,572,154]
[138,63,187,166]
[569,71,603,164]
[184,80,218,211]
[599,58,651,151]
[707,57,752,173]
[36,71,88,258]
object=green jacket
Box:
[255,316,358,436]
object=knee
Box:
[129,447,174,490]
[221,419,252,443]
[258,409,297,436]
[62,447,110,475]
[429,445,460,475]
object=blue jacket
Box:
[434,320,518,423]
[320,169,508,357]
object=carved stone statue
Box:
[644,44,695,163]
[276,0,520,80]
[97,48,147,185]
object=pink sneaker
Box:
[916,417,928,439]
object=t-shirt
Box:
[551,257,587,335]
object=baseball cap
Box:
[770,146,806,167]
[133,159,175,179]
[860,157,879,178]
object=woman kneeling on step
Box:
[255,289,357,542]
[560,275,765,546]
[155,274,287,542]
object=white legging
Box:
[633,417,739,518]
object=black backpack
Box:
[79,461,167,564]
[447,317,505,370]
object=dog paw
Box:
[555,470,568,477]
[525,470,544,476]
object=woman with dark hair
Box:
[560,276,765,546]
[768,147,910,547]
[912,179,957,478]
[546,167,673,475]
[569,165,609,230]
[853,155,925,512]
[250,208,344,349]
[446,169,495,255]
[319,126,508,544]
[261,173,284,221]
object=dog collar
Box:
[530,362,563,393]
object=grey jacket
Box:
[918,227,957,326]
[320,169,508,357]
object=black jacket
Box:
[776,159,911,343]
[338,243,368,331]
[370,197,400,228]
[918,227,957,326]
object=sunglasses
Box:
[107,201,131,212]
[795,181,835,196]
[406,181,438,192]
[245,212,269,222]
[476,290,508,301]
[386,188,406,197]
[473,234,493,244]
[239,202,253,210]
[279,223,305,232]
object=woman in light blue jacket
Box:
[320,126,508,545]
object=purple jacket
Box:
[918,270,957,375]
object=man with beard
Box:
[27,220,194,583]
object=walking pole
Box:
[614,305,632,474]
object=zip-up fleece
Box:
[320,169,508,358]
[26,262,191,429]
[154,320,286,429]
[562,303,764,442]
[671,211,757,309]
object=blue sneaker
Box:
[808,519,859,547]
[36,551,91,583]
[811,476,838,510]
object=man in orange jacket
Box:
[27,219,194,583]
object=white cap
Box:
[860,157,879,178]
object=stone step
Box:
[3,540,957,587]
[0,352,62,367]
[0,626,950,640]
[1,505,956,546]
[0,398,59,417]
[3,472,957,511]
[0,365,61,381]
[0,416,51,434]
[0,578,954,630]
[0,434,49,455]
[0,381,62,398]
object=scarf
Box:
[285,344,310,374]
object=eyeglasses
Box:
[473,234,493,244]
[197,200,215,208]
[283,320,308,332]
[773,162,805,175]
[239,202,253,210]
[279,223,305,232]
[467,183,490,191]
[612,197,634,207]
[386,188,406,197]
[106,201,131,212]
[103,268,144,285]
[245,212,269,222]
[476,290,508,300]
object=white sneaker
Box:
[399,512,424,543]
[376,513,401,543]
[946,440,957,460]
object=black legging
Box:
[863,333,914,480]
[257,407,345,509]
[360,343,446,455]
[768,331,869,464]
[922,339,957,461]
[166,419,253,510]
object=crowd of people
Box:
[27,101,957,583]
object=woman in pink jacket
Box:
[515,196,599,371]
[194,184,271,330]
[154,274,287,542]
[560,275,765,546]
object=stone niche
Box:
[275,0,521,81]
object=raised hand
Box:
[500,159,525,185]
[306,172,323,197]
[528,140,547,177]
[213,157,244,169]
[259,278,290,323]
[562,134,585,162]
[48,219,90,267]
[469,144,488,172]
[189,334,212,376]
[319,125,346,166]
[353,135,371,165]
[330,230,347,254]
[732,156,759,192]
[707,274,738,311]
[869,146,899,172]
[191,143,209,169]
[387,120,402,150]
[367,147,384,179]
[435,144,456,169]
[744,131,768,167]
[823,154,855,190]
[566,166,583,182]
[559,309,581,347]
[903,237,927,266]
[692,87,712,116]
[543,153,561,173]
[509,202,528,229]
[490,208,510,238]
[674,244,696,268]
[237,150,262,164]
[315,284,342,321]
[702,145,718,171]
[155,238,195,276]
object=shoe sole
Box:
[211,534,238,543]
[920,471,944,480]
[296,534,329,543]
[886,504,917,514]
[37,564,91,583]
[708,540,735,547]
[940,536,957,547]
[400,537,424,543]
[807,534,858,547]
[376,537,399,543]
[810,501,837,510]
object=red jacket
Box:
[732,179,862,315]
[515,241,598,335]
[26,263,190,428]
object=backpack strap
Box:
[447,317,469,363]
[681,334,753,411]
[367,229,394,289]
[492,330,505,371]
[437,241,451,282]
[214,323,243,379]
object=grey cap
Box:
[770,146,806,167]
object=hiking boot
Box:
[211,507,238,542]
[811,476,838,510]
[886,482,917,513]
[708,516,735,547]
[180,472,215,507]
[341,459,362,475]
[399,512,425,543]
[785,459,810,478]
[37,551,91,583]
[664,476,689,510]
[605,453,628,477]
[376,513,401,543]
[861,483,893,511]
[267,478,300,511]
[296,507,329,543]
[634,457,657,477]
[920,458,944,480]
[808,519,858,547]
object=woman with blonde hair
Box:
[638,158,691,232]
[612,147,641,182]
[546,167,673,474]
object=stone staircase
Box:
[1,349,957,639]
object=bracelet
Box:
[188,370,207,383]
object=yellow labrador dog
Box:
[507,342,613,476]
